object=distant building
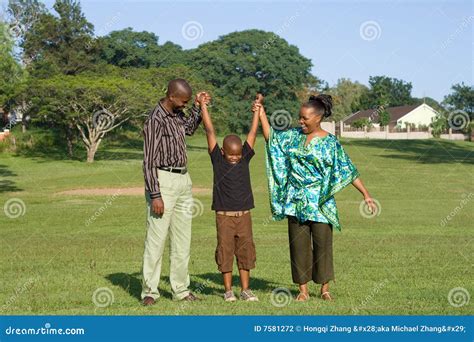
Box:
[343,103,439,129]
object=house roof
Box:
[343,104,420,124]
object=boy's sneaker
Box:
[240,289,259,301]
[224,291,237,302]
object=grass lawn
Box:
[0,132,473,315]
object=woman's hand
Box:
[363,194,378,214]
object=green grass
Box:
[0,133,473,315]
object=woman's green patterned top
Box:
[265,127,360,230]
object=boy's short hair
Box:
[223,135,242,149]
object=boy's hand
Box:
[252,93,265,115]
[195,92,211,107]
[252,102,262,114]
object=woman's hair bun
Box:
[308,94,333,118]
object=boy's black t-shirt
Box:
[210,141,255,211]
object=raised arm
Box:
[246,100,260,149]
[199,93,217,153]
[183,103,202,136]
[254,94,270,141]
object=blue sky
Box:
[35,0,474,101]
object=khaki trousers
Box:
[141,170,193,300]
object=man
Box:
[141,78,210,306]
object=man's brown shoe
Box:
[143,296,156,306]
[182,293,200,301]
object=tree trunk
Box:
[86,139,102,163]
[21,100,28,133]
[66,124,74,158]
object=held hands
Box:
[195,92,211,107]
[252,93,265,115]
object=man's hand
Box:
[151,198,165,216]
[252,93,265,115]
[252,102,262,114]
[195,92,211,107]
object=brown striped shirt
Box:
[143,100,202,199]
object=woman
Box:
[255,94,376,301]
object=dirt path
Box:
[56,187,211,196]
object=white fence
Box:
[333,122,468,140]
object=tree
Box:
[98,28,186,68]
[378,109,390,127]
[328,78,369,121]
[98,28,160,68]
[360,76,414,109]
[6,0,46,64]
[352,118,372,129]
[443,82,474,138]
[22,0,96,76]
[0,21,25,127]
[443,83,473,118]
[187,30,318,132]
[29,73,156,161]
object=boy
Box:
[200,94,261,302]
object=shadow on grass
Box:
[193,272,280,294]
[344,138,474,164]
[0,164,23,193]
[105,272,172,302]
[106,271,282,302]
[187,145,208,152]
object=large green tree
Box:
[98,28,186,68]
[6,0,46,63]
[360,76,414,109]
[29,73,156,161]
[328,78,369,121]
[443,83,474,118]
[0,22,25,125]
[443,82,473,137]
[187,30,319,132]
[22,0,96,76]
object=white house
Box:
[343,103,439,129]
